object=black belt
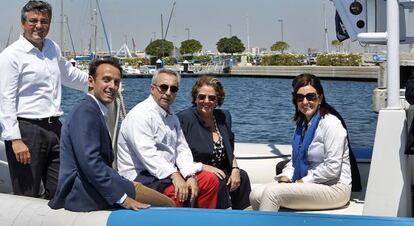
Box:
[17,116,60,124]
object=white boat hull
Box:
[1,193,413,226]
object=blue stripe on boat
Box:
[353,147,373,160]
[107,208,414,226]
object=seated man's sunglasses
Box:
[154,84,179,93]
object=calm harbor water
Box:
[62,76,377,148]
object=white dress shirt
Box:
[87,93,108,117]
[117,95,202,181]
[279,113,352,186]
[0,35,88,141]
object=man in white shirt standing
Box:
[117,69,219,208]
[0,1,88,199]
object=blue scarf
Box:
[291,110,321,182]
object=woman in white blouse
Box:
[249,73,352,211]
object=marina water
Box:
[62,76,377,149]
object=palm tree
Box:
[331,40,343,52]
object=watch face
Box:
[186,174,197,180]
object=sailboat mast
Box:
[164,1,176,40]
[6,25,13,48]
[89,0,94,55]
[160,1,176,60]
[161,14,164,58]
[60,0,64,53]
[96,0,112,55]
[94,4,98,55]
[173,3,177,60]
[65,15,77,57]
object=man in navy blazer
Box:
[48,57,173,211]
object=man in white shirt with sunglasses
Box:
[117,68,219,208]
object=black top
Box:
[178,107,235,173]
[406,74,414,104]
[405,75,414,154]
[211,132,226,169]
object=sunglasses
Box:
[154,84,179,93]
[197,94,217,102]
[295,93,319,102]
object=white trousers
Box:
[249,181,351,211]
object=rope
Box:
[117,84,127,121]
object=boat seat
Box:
[245,188,366,216]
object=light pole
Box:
[60,0,64,52]
[246,15,250,54]
[185,28,190,40]
[278,19,284,41]
[227,24,232,37]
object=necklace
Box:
[212,117,224,148]
[210,116,225,167]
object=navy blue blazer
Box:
[178,107,235,173]
[48,95,135,212]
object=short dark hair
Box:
[21,1,52,23]
[89,57,122,78]
[191,75,225,106]
[292,73,330,124]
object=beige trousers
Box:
[249,181,351,211]
[134,183,175,207]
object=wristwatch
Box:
[185,174,197,180]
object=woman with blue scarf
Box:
[249,74,352,211]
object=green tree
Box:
[216,36,245,54]
[331,40,343,52]
[123,57,144,66]
[145,39,174,57]
[270,41,289,54]
[180,39,203,55]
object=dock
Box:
[229,65,380,81]
[121,65,382,81]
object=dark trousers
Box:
[217,169,251,210]
[5,117,61,199]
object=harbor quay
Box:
[228,65,380,81]
[127,65,381,81]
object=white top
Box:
[117,95,202,181]
[0,35,88,141]
[279,113,352,186]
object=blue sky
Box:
[1,0,413,53]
